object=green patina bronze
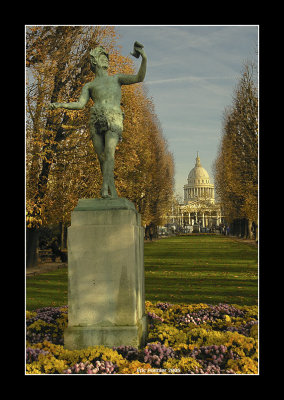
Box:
[50,41,147,199]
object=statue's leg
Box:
[90,128,109,198]
[104,130,119,198]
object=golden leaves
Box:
[213,60,258,224]
[26,26,175,229]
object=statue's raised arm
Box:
[117,41,147,85]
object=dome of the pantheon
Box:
[187,153,210,184]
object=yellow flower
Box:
[227,357,258,374]
[164,357,202,374]
[120,360,157,374]
[37,353,68,374]
[26,362,42,374]
[224,315,231,323]
[250,323,258,339]
[26,310,37,320]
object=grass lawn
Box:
[26,234,258,311]
[26,268,68,311]
[144,234,257,306]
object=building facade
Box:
[163,153,224,233]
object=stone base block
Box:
[64,198,147,350]
[64,316,147,350]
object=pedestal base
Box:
[64,198,147,349]
[64,316,147,350]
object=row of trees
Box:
[26,26,175,268]
[213,59,258,239]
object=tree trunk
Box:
[235,219,240,237]
[254,223,258,242]
[247,219,253,239]
[244,219,248,239]
[26,227,39,269]
[59,222,68,250]
[241,219,245,238]
[63,224,68,249]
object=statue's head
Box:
[90,46,109,73]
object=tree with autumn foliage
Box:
[26,26,121,268]
[26,25,175,267]
[116,83,175,231]
[213,60,258,239]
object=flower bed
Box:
[26,301,258,374]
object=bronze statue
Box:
[50,41,147,199]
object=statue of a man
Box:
[50,42,147,198]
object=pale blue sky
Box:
[114,25,258,198]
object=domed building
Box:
[162,153,224,233]
[184,152,215,204]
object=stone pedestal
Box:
[64,198,147,350]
